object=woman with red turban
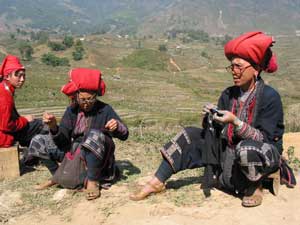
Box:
[28,68,129,200]
[130,31,284,207]
[0,55,45,148]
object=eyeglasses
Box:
[225,64,252,74]
[77,94,97,104]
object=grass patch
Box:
[121,49,169,71]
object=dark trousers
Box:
[81,136,115,181]
[14,119,46,147]
[156,127,280,192]
[41,149,65,175]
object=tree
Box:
[9,33,16,40]
[201,51,209,59]
[221,34,233,46]
[137,40,142,49]
[63,36,74,48]
[72,40,85,61]
[158,44,167,52]
[187,30,210,42]
[74,40,84,52]
[72,51,83,61]
[30,31,49,44]
[18,41,34,61]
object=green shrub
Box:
[41,53,69,67]
[48,41,66,51]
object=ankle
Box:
[148,176,164,187]
[86,180,99,189]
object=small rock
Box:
[52,189,68,202]
[0,191,23,208]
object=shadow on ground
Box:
[116,160,141,180]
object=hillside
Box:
[0,0,300,35]
[0,13,300,225]
[0,133,299,225]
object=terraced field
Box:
[1,33,300,225]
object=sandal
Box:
[242,186,263,207]
[242,194,263,207]
[85,187,101,200]
[129,182,166,201]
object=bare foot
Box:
[85,180,100,200]
[35,180,56,190]
[129,176,165,201]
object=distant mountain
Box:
[139,0,300,36]
[0,0,299,35]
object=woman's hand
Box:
[202,103,242,126]
[202,103,217,115]
[212,110,237,124]
[43,112,57,131]
[23,115,34,122]
[105,119,118,132]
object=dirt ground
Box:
[2,133,300,225]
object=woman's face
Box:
[226,58,258,91]
[6,69,26,88]
[77,91,97,112]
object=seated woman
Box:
[29,68,129,200]
[0,55,46,148]
[130,31,284,207]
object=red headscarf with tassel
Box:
[224,31,278,73]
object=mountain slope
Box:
[0,0,300,35]
[138,0,300,35]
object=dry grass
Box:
[1,34,300,223]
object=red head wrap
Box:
[224,31,278,73]
[0,55,25,78]
[61,68,106,96]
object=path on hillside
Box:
[0,45,8,55]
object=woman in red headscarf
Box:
[28,68,129,200]
[0,55,46,148]
[130,31,284,207]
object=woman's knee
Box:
[236,140,262,165]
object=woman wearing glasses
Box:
[130,31,284,207]
[29,68,128,200]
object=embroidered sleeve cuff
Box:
[116,120,128,136]
[235,122,264,142]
